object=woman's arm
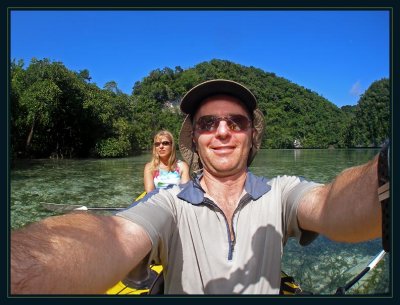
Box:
[143,163,155,193]
[11,213,151,294]
[179,161,191,184]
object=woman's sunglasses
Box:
[194,115,252,132]
[154,141,171,147]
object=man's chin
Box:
[206,164,246,177]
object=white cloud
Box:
[350,80,362,96]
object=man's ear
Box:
[250,128,257,148]
[252,127,262,150]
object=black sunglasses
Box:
[154,141,171,147]
[194,115,252,132]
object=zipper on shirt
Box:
[229,193,252,260]
[203,194,252,260]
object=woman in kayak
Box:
[144,130,190,193]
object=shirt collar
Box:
[177,170,271,205]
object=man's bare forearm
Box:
[11,213,151,294]
[299,155,382,242]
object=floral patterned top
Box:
[153,160,184,189]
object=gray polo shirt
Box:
[116,171,321,294]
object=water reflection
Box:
[294,149,301,162]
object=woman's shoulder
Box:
[144,162,154,172]
[177,160,189,170]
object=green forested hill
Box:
[10,58,390,159]
[344,78,390,147]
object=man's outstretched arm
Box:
[11,212,151,294]
[298,154,383,243]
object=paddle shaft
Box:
[74,206,125,211]
[42,192,146,212]
[335,250,386,294]
[41,202,126,211]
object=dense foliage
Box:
[343,79,391,147]
[10,58,390,159]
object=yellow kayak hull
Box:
[106,265,163,295]
[106,266,302,295]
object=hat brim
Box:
[180,79,257,115]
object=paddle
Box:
[41,191,147,212]
[334,250,387,295]
[41,202,126,212]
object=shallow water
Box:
[10,149,390,295]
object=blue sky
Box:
[10,10,389,107]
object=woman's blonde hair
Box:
[151,130,177,172]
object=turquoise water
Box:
[9,149,390,295]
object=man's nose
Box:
[215,120,231,137]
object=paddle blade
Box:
[41,202,125,212]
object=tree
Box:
[20,80,61,150]
[77,69,92,83]
[10,59,27,157]
[345,78,390,147]
[104,81,123,95]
